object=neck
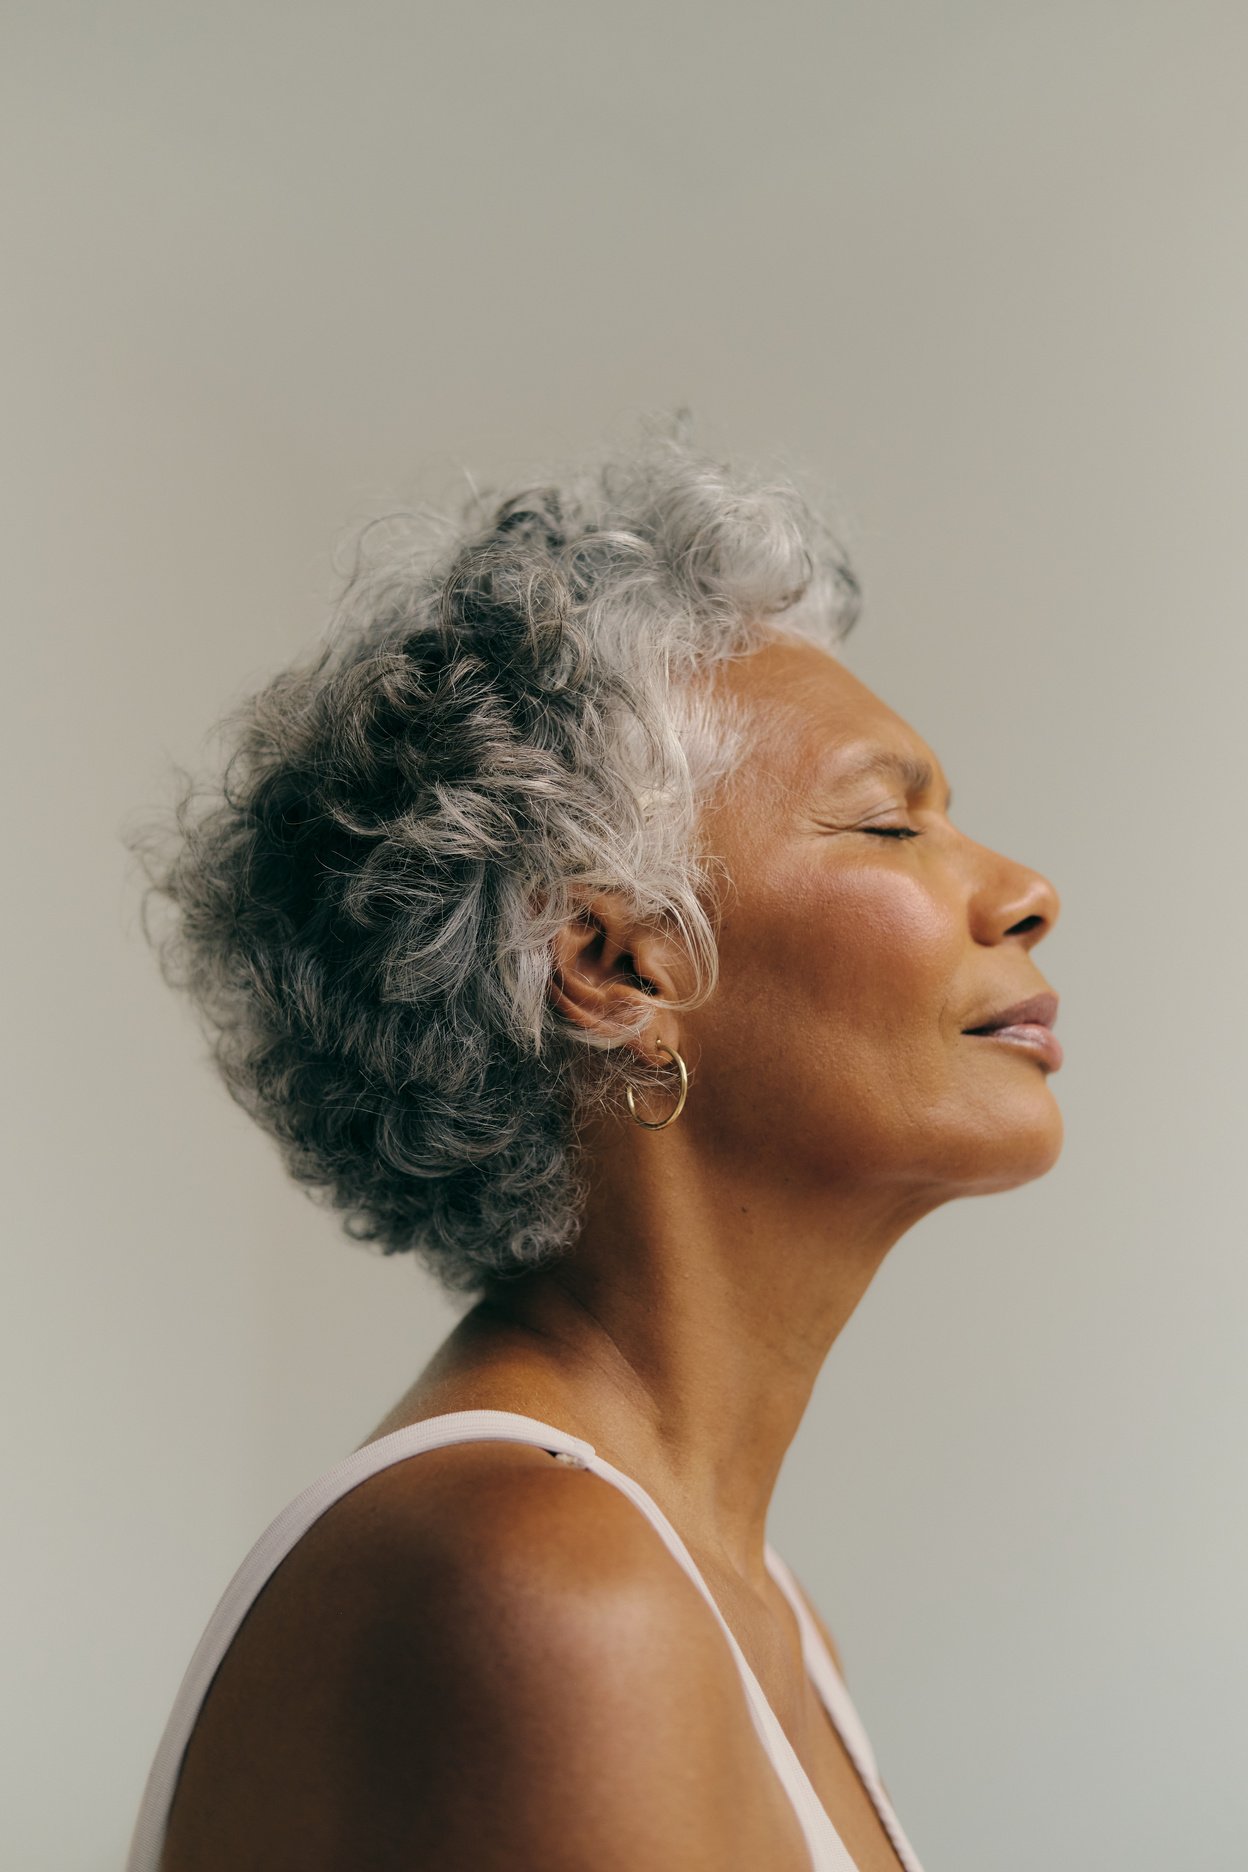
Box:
[441,1131,934,1587]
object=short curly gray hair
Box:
[126,418,860,1298]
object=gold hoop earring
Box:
[626,1040,688,1130]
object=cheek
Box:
[734,862,960,1036]
[718,875,975,1177]
[700,863,965,1157]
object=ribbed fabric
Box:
[126,1409,926,1872]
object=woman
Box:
[126,422,1062,1871]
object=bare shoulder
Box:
[163,1441,802,1872]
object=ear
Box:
[548,892,685,1047]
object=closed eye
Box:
[862,826,921,840]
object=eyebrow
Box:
[828,747,954,811]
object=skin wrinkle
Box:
[376,629,1063,1586]
[159,623,1062,1872]
[129,431,867,1299]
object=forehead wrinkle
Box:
[820,745,954,810]
[713,660,954,816]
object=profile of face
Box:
[674,633,1063,1214]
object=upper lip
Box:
[963,991,1059,1034]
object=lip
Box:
[965,1024,1063,1071]
[962,991,1059,1035]
[962,991,1062,1071]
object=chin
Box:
[916,1091,1065,1197]
[979,1099,1065,1192]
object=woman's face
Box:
[684,633,1064,1207]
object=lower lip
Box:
[965,1024,1064,1070]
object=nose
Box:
[971,852,1061,949]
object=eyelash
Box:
[863,825,922,840]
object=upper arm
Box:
[163,1452,789,1872]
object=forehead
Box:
[711,633,941,796]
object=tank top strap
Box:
[764,1543,881,1777]
[571,1442,858,1871]
[125,1411,595,1872]
[126,1410,899,1872]
[765,1544,929,1872]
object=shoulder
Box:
[313,1439,741,1733]
[304,1439,706,1641]
[310,1439,712,1677]
[163,1441,787,1871]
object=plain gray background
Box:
[4,3,1245,1866]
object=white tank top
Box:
[125,1409,927,1872]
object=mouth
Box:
[962,992,1063,1071]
